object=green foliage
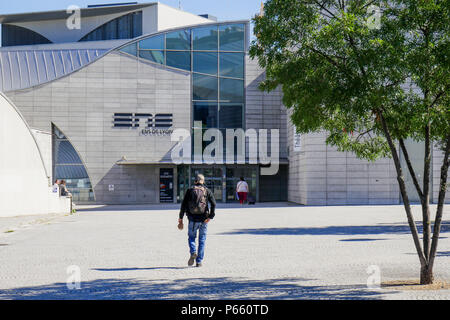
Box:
[250,0,449,160]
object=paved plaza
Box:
[0,203,449,300]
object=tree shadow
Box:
[437,251,450,257]
[339,238,389,242]
[92,267,188,271]
[0,277,395,300]
[220,222,449,236]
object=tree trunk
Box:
[422,124,432,260]
[420,264,434,285]
[378,113,427,268]
[428,135,450,276]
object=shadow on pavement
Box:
[220,222,449,236]
[75,202,302,213]
[92,267,188,271]
[0,277,395,300]
[437,251,450,257]
[76,204,181,212]
[339,238,389,242]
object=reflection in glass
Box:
[53,125,94,202]
[220,52,244,78]
[194,102,218,128]
[55,140,83,164]
[120,43,137,56]
[193,73,218,101]
[166,51,191,71]
[226,167,257,202]
[193,52,218,75]
[80,11,142,42]
[166,29,191,50]
[139,50,165,64]
[191,167,223,201]
[219,103,243,129]
[139,34,164,50]
[193,26,218,50]
[220,78,244,102]
[219,24,245,51]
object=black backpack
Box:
[188,185,208,215]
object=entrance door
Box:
[160,168,174,203]
[191,167,224,202]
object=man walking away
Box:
[178,174,216,267]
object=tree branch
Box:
[311,0,337,19]
[428,91,445,109]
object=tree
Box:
[250,0,449,284]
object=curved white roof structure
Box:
[0,47,108,92]
[0,92,71,216]
[0,2,216,92]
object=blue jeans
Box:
[188,221,208,263]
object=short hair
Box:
[240,177,245,181]
[195,174,205,183]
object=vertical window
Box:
[220,52,244,78]
[219,103,243,129]
[193,26,218,50]
[166,51,191,70]
[220,78,244,102]
[193,73,219,101]
[139,50,165,64]
[139,34,164,50]
[193,52,218,75]
[120,43,137,56]
[219,24,245,51]
[166,30,191,50]
[194,102,218,128]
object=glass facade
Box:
[80,11,142,42]
[177,165,258,203]
[53,125,95,202]
[2,24,52,47]
[118,23,250,203]
[118,22,247,155]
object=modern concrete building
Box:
[0,2,447,206]
[0,92,71,216]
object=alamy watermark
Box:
[366,5,382,30]
[171,123,280,176]
[66,265,81,290]
[366,265,381,289]
[66,5,81,30]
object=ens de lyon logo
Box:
[113,113,174,136]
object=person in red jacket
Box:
[236,177,249,205]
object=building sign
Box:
[160,168,174,203]
[113,113,173,136]
[293,127,302,152]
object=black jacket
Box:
[179,183,216,222]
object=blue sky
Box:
[0,0,262,20]
[0,0,263,44]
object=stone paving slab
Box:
[0,203,448,300]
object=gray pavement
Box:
[0,203,449,300]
